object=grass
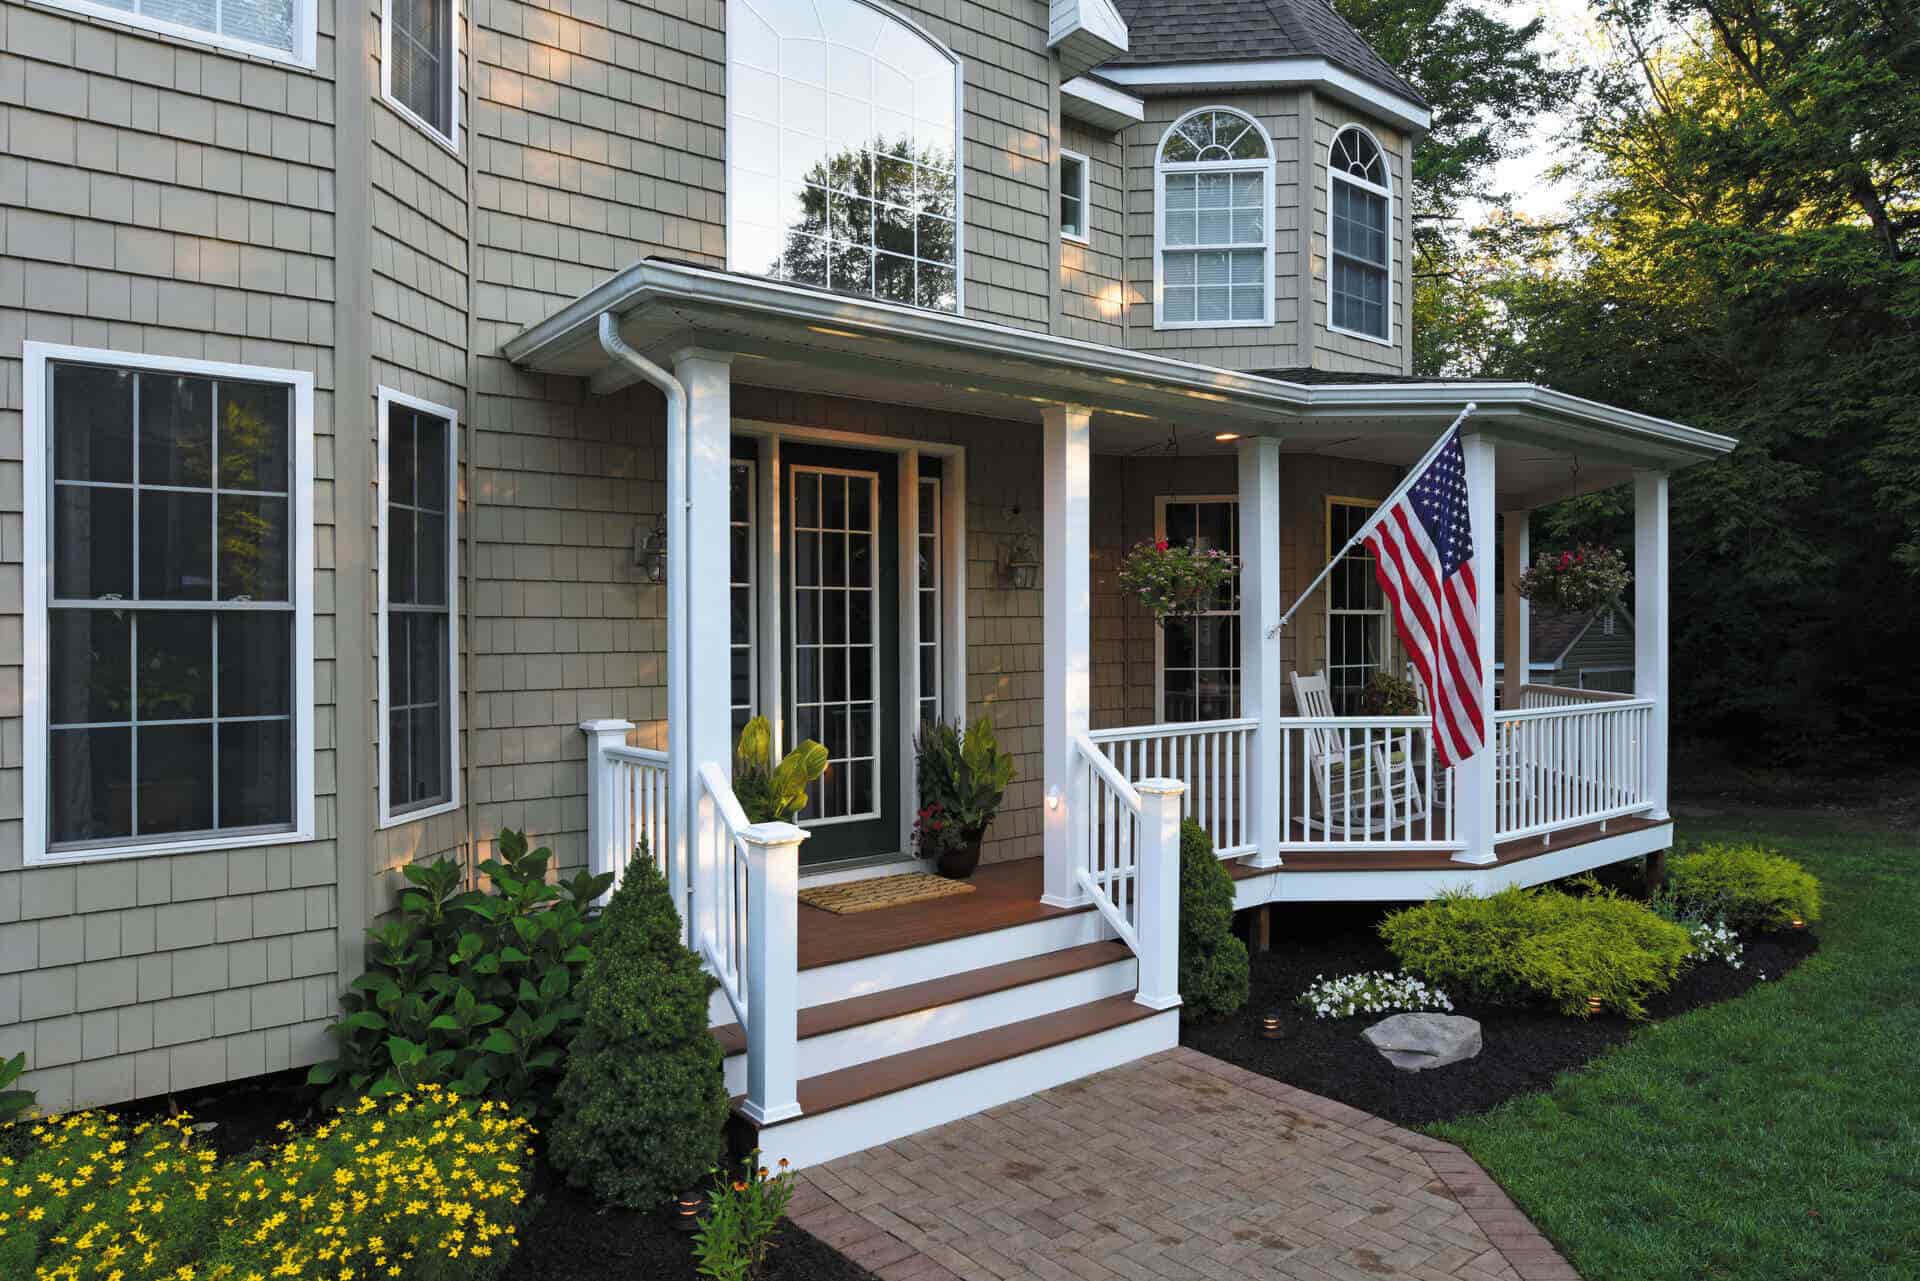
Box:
[1432,809,1920,1281]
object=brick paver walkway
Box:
[789,1046,1577,1281]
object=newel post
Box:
[1134,778,1186,1012]
[579,719,636,891]
[741,820,808,1126]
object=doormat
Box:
[798,872,977,915]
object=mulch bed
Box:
[1183,900,1820,1128]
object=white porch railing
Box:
[1068,734,1183,1010]
[1088,718,1257,859]
[1517,682,1637,710]
[1493,697,1656,841]
[1276,717,1461,852]
[580,720,678,927]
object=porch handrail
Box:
[1088,717,1259,861]
[580,721,677,928]
[1519,683,1636,707]
[1069,734,1182,1010]
[1274,713,1461,852]
[1491,699,1656,841]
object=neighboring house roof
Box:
[1493,598,1634,668]
[1106,0,1425,105]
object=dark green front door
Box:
[781,444,899,864]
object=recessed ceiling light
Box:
[1214,432,1241,442]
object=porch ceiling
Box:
[502,258,1736,506]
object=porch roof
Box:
[501,258,1736,506]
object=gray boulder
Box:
[1362,1013,1482,1072]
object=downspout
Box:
[596,311,690,902]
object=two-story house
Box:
[0,0,1731,1162]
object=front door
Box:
[781,444,899,864]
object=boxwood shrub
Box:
[1664,842,1822,932]
[1379,881,1693,1018]
[1178,818,1249,1020]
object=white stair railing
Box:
[696,761,807,1125]
[1275,716,1460,852]
[580,719,676,922]
[1069,735,1183,1011]
[1493,698,1655,841]
[1088,718,1258,860]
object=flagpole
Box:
[1266,402,1477,639]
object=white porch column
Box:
[1452,432,1500,865]
[1634,471,1670,820]
[675,349,736,942]
[1502,510,1530,708]
[1132,777,1186,1010]
[740,819,808,1125]
[1042,404,1093,907]
[1237,436,1283,867]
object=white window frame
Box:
[377,386,462,828]
[34,0,318,69]
[1153,494,1241,723]
[21,342,316,866]
[1324,495,1392,712]
[1059,148,1090,244]
[381,0,462,154]
[1325,124,1395,347]
[730,459,759,732]
[1153,106,1276,332]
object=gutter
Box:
[596,312,692,893]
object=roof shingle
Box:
[1107,0,1424,105]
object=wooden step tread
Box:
[711,941,1133,1056]
[739,993,1160,1123]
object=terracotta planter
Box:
[936,831,986,879]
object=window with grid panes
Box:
[1158,498,1241,721]
[1329,127,1391,341]
[1326,499,1391,712]
[383,396,455,818]
[1156,109,1271,327]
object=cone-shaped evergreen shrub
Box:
[1178,818,1248,1020]
[548,849,728,1208]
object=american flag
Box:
[1362,428,1486,767]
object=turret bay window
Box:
[23,345,315,864]
[726,0,963,312]
[1328,126,1392,342]
[383,0,459,149]
[1155,108,1274,328]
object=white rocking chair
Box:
[1289,670,1429,838]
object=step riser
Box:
[722,958,1137,1095]
[751,1008,1180,1169]
[798,910,1110,1008]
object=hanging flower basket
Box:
[1516,544,1631,613]
[1118,538,1240,623]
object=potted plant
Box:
[913,717,1015,879]
[731,716,830,824]
[1516,544,1631,614]
[1117,538,1239,623]
[1359,671,1422,716]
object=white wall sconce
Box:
[998,507,1040,591]
[634,515,668,583]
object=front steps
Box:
[716,910,1179,1168]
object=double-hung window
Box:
[384,0,459,149]
[1326,498,1391,712]
[1328,127,1392,342]
[24,345,314,863]
[1059,149,1089,242]
[1156,496,1241,722]
[379,390,460,824]
[1155,108,1273,328]
[40,0,314,66]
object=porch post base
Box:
[1133,994,1183,1012]
[739,1101,803,1126]
[1041,892,1091,910]
[1242,853,1284,870]
[1449,849,1499,866]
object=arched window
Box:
[726,0,962,312]
[1154,108,1273,328]
[1328,126,1391,342]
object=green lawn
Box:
[1432,809,1920,1281]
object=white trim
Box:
[1059,148,1091,243]
[22,342,316,866]
[380,0,462,155]
[1097,58,1431,134]
[1150,107,1276,332]
[1151,494,1240,723]
[1060,75,1145,131]
[1325,124,1395,347]
[1323,496,1391,708]
[376,386,464,829]
[27,0,317,68]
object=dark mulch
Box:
[499,1166,881,1281]
[1183,900,1819,1128]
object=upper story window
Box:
[384,0,459,150]
[22,344,315,864]
[727,0,962,313]
[1060,149,1089,242]
[1328,127,1392,343]
[45,0,313,67]
[1155,108,1274,329]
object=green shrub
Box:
[548,850,729,1208]
[310,828,613,1115]
[1664,842,1822,932]
[1177,818,1249,1020]
[1380,881,1694,1018]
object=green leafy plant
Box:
[693,1152,796,1281]
[1380,879,1693,1018]
[547,849,729,1209]
[308,828,613,1114]
[914,717,1016,840]
[1515,545,1631,613]
[1360,671,1422,716]
[732,715,830,824]
[0,1053,34,1124]
[1117,538,1240,623]
[1177,818,1249,1021]
[1663,842,1822,932]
